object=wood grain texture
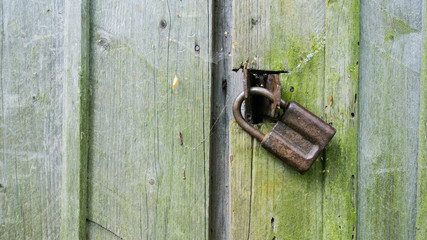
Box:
[417,0,427,238]
[231,0,360,239]
[229,122,253,240]
[86,220,122,240]
[232,0,326,71]
[323,0,359,239]
[358,0,423,239]
[0,1,64,239]
[231,0,327,239]
[209,0,233,239]
[267,2,328,238]
[86,0,211,239]
[60,0,90,239]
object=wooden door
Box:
[1,0,426,239]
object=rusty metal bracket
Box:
[243,69,283,123]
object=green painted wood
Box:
[358,0,423,239]
[0,1,64,239]
[86,0,211,239]
[60,0,90,239]
[323,0,359,239]
[231,0,360,239]
[417,1,427,238]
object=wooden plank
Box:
[231,0,328,239]
[323,0,359,239]
[416,1,427,238]
[232,0,326,71]
[229,122,254,240]
[231,0,360,239]
[209,0,235,238]
[358,0,423,239]
[0,1,64,239]
[230,1,325,239]
[86,0,211,239]
[59,0,90,239]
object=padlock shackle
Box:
[233,87,288,142]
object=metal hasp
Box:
[233,87,336,174]
[243,69,282,123]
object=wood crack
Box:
[87,219,123,240]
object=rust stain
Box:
[182,166,186,180]
[178,131,183,145]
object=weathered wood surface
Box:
[232,0,326,71]
[86,0,211,239]
[417,1,427,238]
[0,1,64,239]
[231,1,328,238]
[60,0,90,239]
[358,0,423,239]
[231,123,324,240]
[323,0,359,238]
[86,220,122,240]
[229,122,253,240]
[1,0,426,239]
[230,0,359,239]
[209,0,236,238]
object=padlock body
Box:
[281,101,336,149]
[261,101,336,173]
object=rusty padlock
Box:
[233,87,336,173]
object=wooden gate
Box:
[1,0,426,239]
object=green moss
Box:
[327,0,338,6]
[416,2,427,239]
[267,34,325,73]
[391,17,415,35]
[385,30,395,41]
[383,9,416,42]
